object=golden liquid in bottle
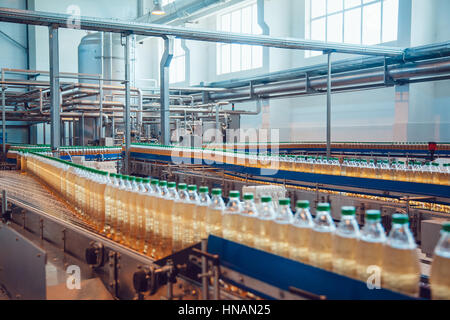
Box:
[172,201,184,253]
[205,208,223,238]
[134,192,146,253]
[253,219,272,253]
[309,230,333,271]
[430,254,450,300]
[143,194,154,256]
[240,215,256,247]
[382,246,420,296]
[114,187,126,243]
[160,198,174,257]
[104,184,114,237]
[182,202,197,247]
[195,205,209,242]
[127,190,139,250]
[288,225,311,263]
[332,235,358,278]
[355,240,384,282]
[270,222,290,258]
[222,213,239,242]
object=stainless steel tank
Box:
[76,32,136,145]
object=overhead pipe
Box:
[0,7,404,57]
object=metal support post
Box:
[124,34,132,173]
[2,87,5,155]
[326,51,332,158]
[49,25,60,151]
[160,36,174,146]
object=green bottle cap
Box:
[136,177,143,183]
[199,186,209,193]
[211,188,222,195]
[279,198,290,206]
[229,190,240,198]
[366,210,381,220]
[151,179,159,185]
[168,181,176,188]
[442,222,450,232]
[187,185,197,191]
[317,203,330,211]
[143,178,150,183]
[243,193,254,200]
[341,206,356,216]
[392,213,409,224]
[261,196,272,203]
[178,183,187,190]
[159,180,167,187]
[296,200,310,209]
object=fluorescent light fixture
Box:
[151,0,165,15]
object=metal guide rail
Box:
[0,171,237,300]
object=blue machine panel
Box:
[207,235,417,300]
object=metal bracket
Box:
[383,57,395,86]
[108,251,120,298]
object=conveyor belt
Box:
[0,171,96,232]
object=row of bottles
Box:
[133,145,449,186]
[22,152,449,299]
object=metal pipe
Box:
[326,52,332,158]
[2,87,5,154]
[160,36,174,145]
[124,34,131,174]
[0,7,404,57]
[49,25,60,151]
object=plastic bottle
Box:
[430,222,450,300]
[309,203,336,271]
[270,198,292,257]
[382,214,421,296]
[182,184,200,247]
[288,200,313,263]
[195,186,211,242]
[160,181,178,256]
[205,188,225,238]
[222,191,242,242]
[239,193,258,247]
[332,206,360,277]
[134,177,147,252]
[253,196,276,253]
[172,183,188,253]
[114,175,128,243]
[142,177,154,255]
[355,210,386,282]
[148,179,160,257]
[153,180,168,257]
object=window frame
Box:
[305,0,399,58]
[216,1,263,75]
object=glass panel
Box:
[221,13,230,32]
[241,45,252,71]
[344,0,361,8]
[252,45,263,69]
[328,0,343,14]
[221,44,230,74]
[231,10,241,33]
[382,0,398,42]
[252,3,262,34]
[311,17,326,41]
[311,0,326,18]
[242,6,252,34]
[362,2,381,45]
[231,43,241,72]
[344,7,361,44]
[327,13,343,42]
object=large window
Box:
[305,0,399,57]
[217,3,263,75]
[159,38,186,83]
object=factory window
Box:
[217,3,263,75]
[158,38,186,83]
[305,0,399,57]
